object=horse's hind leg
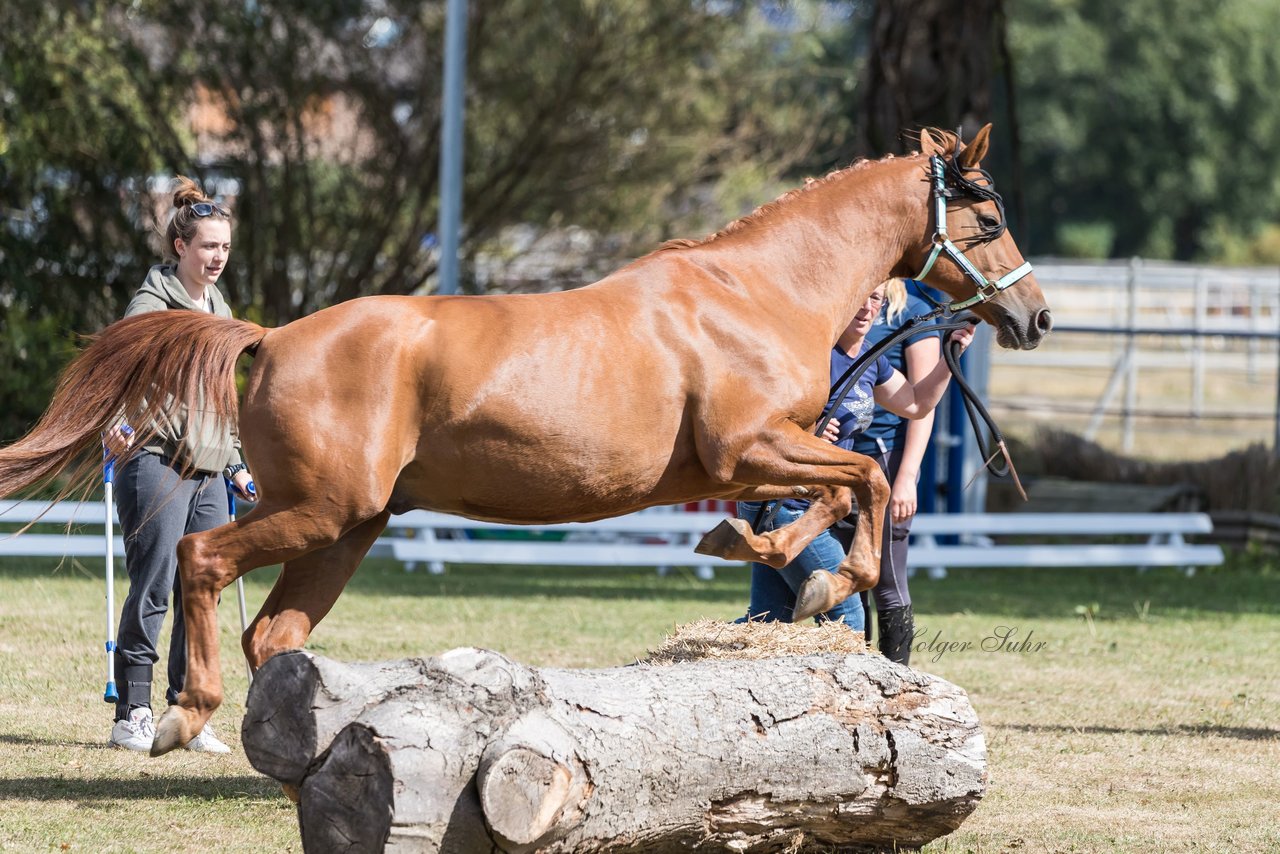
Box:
[151,503,361,756]
[695,423,890,619]
[696,485,853,568]
[242,510,390,670]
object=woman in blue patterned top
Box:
[735,282,972,633]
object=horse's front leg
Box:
[152,504,353,755]
[694,422,890,620]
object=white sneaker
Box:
[108,707,156,751]
[184,722,232,754]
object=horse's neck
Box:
[714,159,926,343]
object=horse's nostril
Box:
[1035,309,1053,335]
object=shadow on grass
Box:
[0,774,281,801]
[0,557,753,604]
[338,561,1280,619]
[991,722,1280,742]
[0,733,105,749]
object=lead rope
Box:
[942,331,1028,501]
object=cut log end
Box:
[241,650,320,784]
[298,724,393,854]
[479,746,575,845]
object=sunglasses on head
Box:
[190,202,229,217]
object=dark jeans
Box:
[113,451,227,719]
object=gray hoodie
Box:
[123,264,244,474]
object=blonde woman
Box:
[735,283,970,631]
[852,279,943,664]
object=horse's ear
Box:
[919,127,947,157]
[958,123,993,168]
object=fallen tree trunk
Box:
[243,646,986,852]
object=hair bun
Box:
[170,175,211,209]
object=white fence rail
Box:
[1,501,1223,577]
[990,257,1280,453]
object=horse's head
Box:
[908,125,1052,350]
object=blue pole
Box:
[437,0,468,296]
[101,425,131,704]
[227,479,255,685]
[103,444,118,703]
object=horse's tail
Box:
[0,311,270,504]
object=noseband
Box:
[914,154,1034,313]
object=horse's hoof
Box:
[151,706,194,756]
[793,571,834,623]
[695,518,755,561]
[696,518,789,567]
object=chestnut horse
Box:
[0,125,1050,754]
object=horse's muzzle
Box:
[995,307,1052,350]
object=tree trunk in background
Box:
[243,648,986,853]
[855,0,1030,242]
[857,0,1004,155]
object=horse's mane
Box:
[658,128,958,253]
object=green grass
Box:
[1,554,1278,852]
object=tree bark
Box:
[857,0,1004,156]
[243,648,986,853]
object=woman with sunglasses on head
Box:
[734,282,972,636]
[102,176,254,753]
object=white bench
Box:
[374,509,735,579]
[0,501,735,579]
[907,512,1223,576]
[384,511,1223,576]
[1,501,1223,576]
[0,500,125,557]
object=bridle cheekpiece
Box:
[914,153,1034,313]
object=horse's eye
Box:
[977,214,1000,230]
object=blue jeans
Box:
[734,501,864,632]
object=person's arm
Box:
[873,326,974,418]
[104,290,166,454]
[888,336,941,523]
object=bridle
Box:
[748,152,1035,536]
[914,153,1034,313]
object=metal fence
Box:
[985,257,1280,454]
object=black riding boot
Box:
[860,592,873,646]
[877,605,914,666]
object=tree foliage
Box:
[5,0,1280,444]
[0,0,841,438]
[1008,0,1280,259]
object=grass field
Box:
[1,553,1278,853]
